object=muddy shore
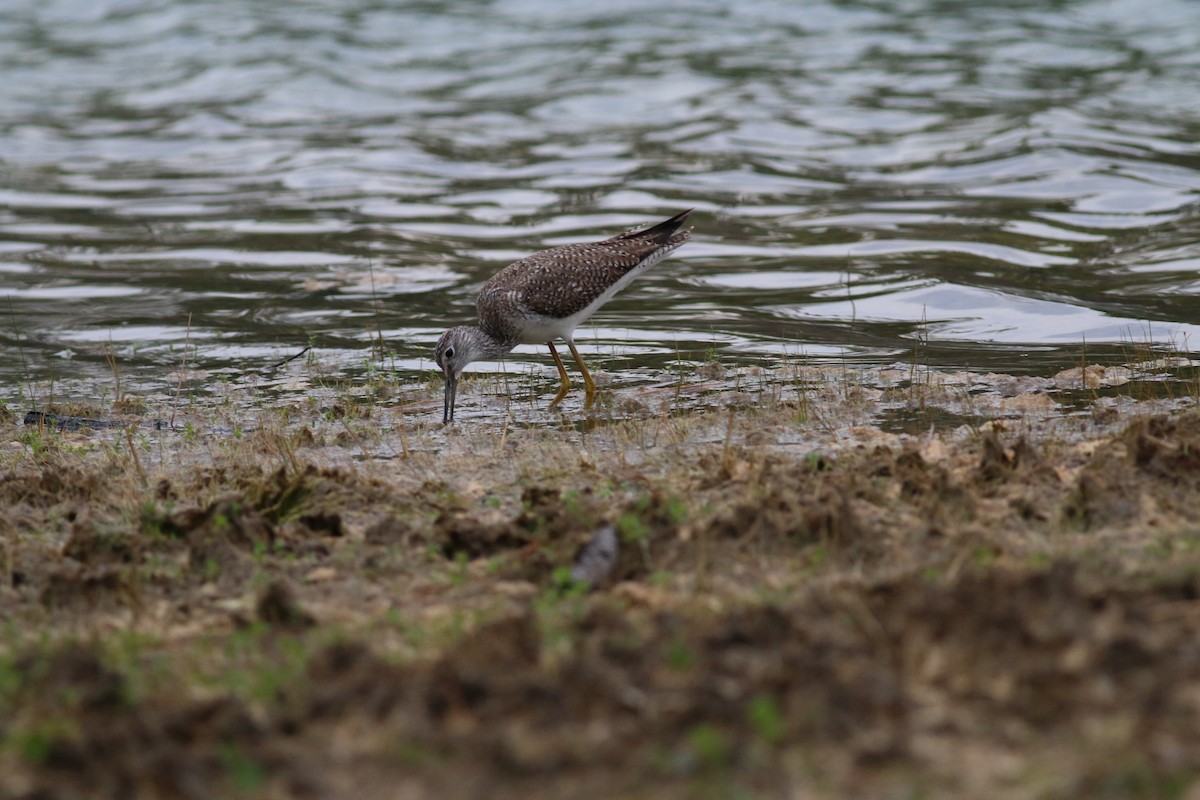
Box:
[3,364,1200,799]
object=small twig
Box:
[124,426,147,488]
[6,295,36,410]
[494,417,510,456]
[368,259,386,359]
[104,335,123,404]
[170,312,193,429]
[396,419,409,459]
[265,346,312,371]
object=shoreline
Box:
[2,365,1200,798]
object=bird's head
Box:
[434,326,482,423]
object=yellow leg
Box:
[546,342,571,409]
[567,342,596,409]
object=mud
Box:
[3,397,1200,798]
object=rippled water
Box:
[2,0,1200,408]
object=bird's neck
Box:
[468,325,518,361]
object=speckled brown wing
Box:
[509,240,657,306]
[475,211,692,345]
[475,243,650,343]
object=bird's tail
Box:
[615,209,694,244]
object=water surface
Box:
[2,0,1200,408]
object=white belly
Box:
[513,312,585,344]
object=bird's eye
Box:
[444,347,455,360]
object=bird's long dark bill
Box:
[443,374,458,423]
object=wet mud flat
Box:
[3,373,1200,799]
